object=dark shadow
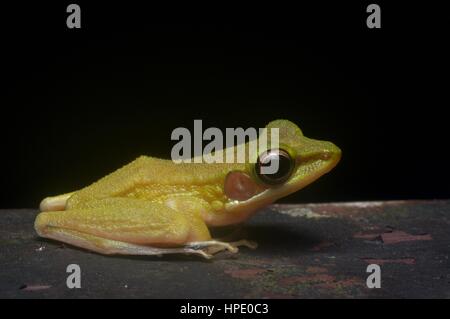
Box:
[241,224,324,253]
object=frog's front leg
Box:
[162,195,258,256]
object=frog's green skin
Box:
[35,120,341,258]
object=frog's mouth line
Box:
[221,153,341,222]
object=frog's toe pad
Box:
[186,239,257,256]
[234,239,258,250]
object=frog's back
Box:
[67,156,245,207]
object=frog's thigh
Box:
[35,200,212,254]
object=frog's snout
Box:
[320,141,342,172]
[323,142,342,163]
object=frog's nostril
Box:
[323,142,341,160]
[320,152,332,160]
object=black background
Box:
[1,2,448,208]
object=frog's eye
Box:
[254,148,295,186]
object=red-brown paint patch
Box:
[354,229,432,244]
[353,231,382,240]
[381,231,432,244]
[362,258,416,265]
[224,268,268,279]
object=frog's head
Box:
[218,119,341,225]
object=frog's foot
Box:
[186,239,258,256]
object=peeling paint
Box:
[275,207,330,219]
[328,202,386,208]
[354,229,432,245]
[381,231,432,244]
[353,231,382,240]
[273,200,446,218]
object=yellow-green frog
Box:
[35,119,341,258]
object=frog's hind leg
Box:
[35,198,215,258]
[40,227,214,259]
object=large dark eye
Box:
[254,148,295,186]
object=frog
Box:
[35,119,341,259]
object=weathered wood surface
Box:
[1,200,449,298]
